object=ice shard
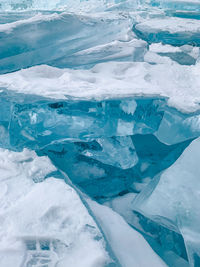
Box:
[132,138,200,267]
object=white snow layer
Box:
[0,148,111,267]
[0,62,200,112]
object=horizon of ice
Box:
[1,0,199,13]
[0,0,143,12]
[1,0,200,266]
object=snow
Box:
[0,62,200,112]
[0,148,111,267]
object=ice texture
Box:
[88,199,167,267]
[0,86,198,198]
[0,12,140,74]
[132,138,200,267]
[0,0,200,266]
[104,193,189,267]
[0,90,196,199]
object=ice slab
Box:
[81,136,138,170]
[40,133,190,198]
[0,12,140,74]
[147,43,200,65]
[135,17,200,46]
[0,148,113,267]
[88,199,167,267]
[0,62,200,113]
[150,0,200,12]
[104,194,189,267]
[0,89,197,198]
[2,96,166,149]
[132,137,200,267]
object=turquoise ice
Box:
[0,0,200,266]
